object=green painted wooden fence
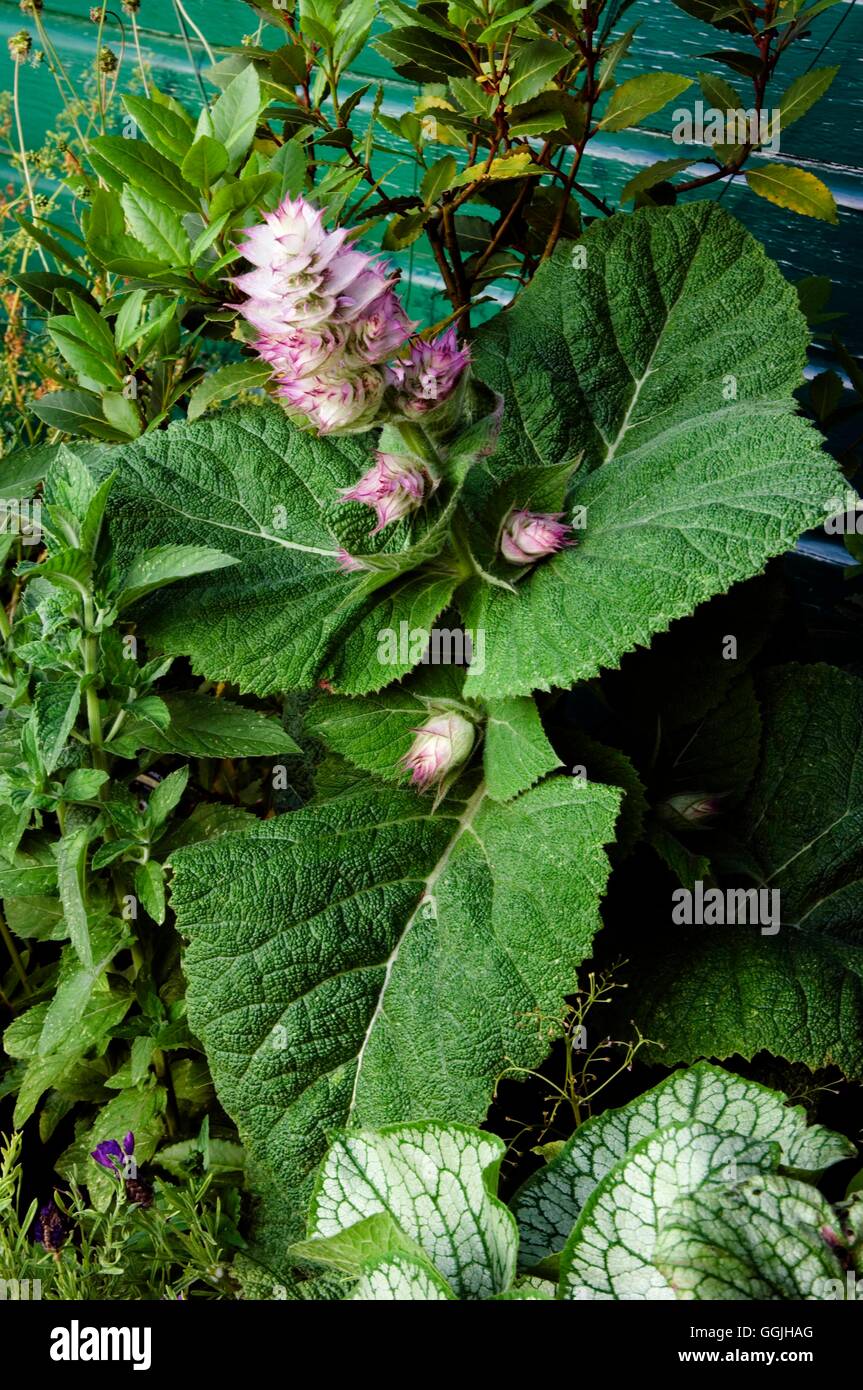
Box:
[2,0,861,348]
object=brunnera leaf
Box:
[293,1123,518,1299]
[511,1060,853,1273]
[654,1174,850,1301]
[558,1121,778,1300]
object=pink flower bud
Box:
[500,509,572,565]
[387,327,470,417]
[401,712,475,791]
[278,365,386,434]
[339,452,429,533]
[657,793,722,827]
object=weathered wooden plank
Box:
[2,0,859,342]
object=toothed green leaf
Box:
[172,774,620,1238]
[304,667,467,784]
[631,664,863,1077]
[483,697,562,801]
[467,203,842,699]
[103,407,461,696]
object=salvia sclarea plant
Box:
[94,189,849,1264]
[2,0,862,1303]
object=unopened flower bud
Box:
[387,327,469,417]
[401,711,475,792]
[657,792,721,827]
[500,509,572,565]
[97,45,118,73]
[124,1176,154,1208]
[33,1200,68,1254]
[339,452,429,534]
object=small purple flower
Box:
[33,1199,68,1254]
[387,328,470,417]
[91,1139,124,1173]
[339,452,430,533]
[500,509,573,565]
[91,1131,135,1177]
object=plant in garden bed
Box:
[11,191,852,1275]
[120,192,843,1257]
[0,443,302,1199]
[0,1128,244,1300]
[2,0,861,1302]
[287,1066,860,1300]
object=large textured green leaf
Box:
[483,697,562,801]
[172,774,621,1236]
[103,407,460,696]
[293,1123,518,1300]
[654,1174,850,1300]
[559,1122,778,1300]
[512,1061,853,1270]
[118,692,300,759]
[466,202,841,698]
[632,665,863,1076]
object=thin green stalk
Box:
[33,11,91,154]
[12,59,49,272]
[0,909,31,997]
[173,0,211,109]
[82,597,107,773]
[94,1,108,134]
[173,0,216,68]
[130,12,150,96]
